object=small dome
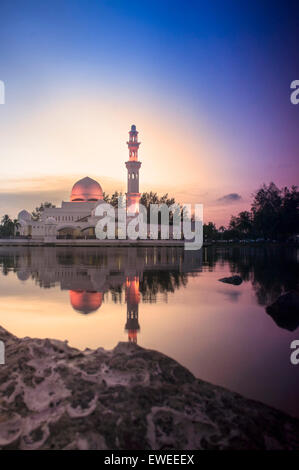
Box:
[70,177,103,202]
[45,216,57,224]
[18,210,32,221]
[70,290,103,314]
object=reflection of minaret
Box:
[126,125,142,216]
[125,276,140,343]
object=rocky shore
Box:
[0,326,298,450]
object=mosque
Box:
[17,125,144,241]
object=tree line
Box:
[203,183,298,242]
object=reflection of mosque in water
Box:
[1,247,202,343]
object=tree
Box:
[228,211,253,238]
[139,192,181,225]
[102,191,126,208]
[251,183,282,239]
[203,222,218,241]
[0,215,19,237]
[13,219,20,235]
[279,185,299,239]
[102,192,110,203]
[110,191,125,208]
[140,191,160,209]
[218,225,226,240]
[251,183,299,240]
[32,202,56,221]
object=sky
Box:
[0,0,298,226]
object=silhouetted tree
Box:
[32,202,56,221]
[0,215,19,237]
[251,183,298,240]
[203,222,218,241]
[228,211,253,238]
[216,183,298,241]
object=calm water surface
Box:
[0,246,298,417]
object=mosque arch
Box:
[80,226,96,238]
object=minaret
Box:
[125,276,140,343]
[126,125,142,216]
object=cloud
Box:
[217,193,242,204]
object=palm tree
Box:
[13,219,20,236]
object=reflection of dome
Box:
[69,290,103,314]
[18,210,32,221]
[17,270,30,281]
[70,177,103,202]
[45,217,56,224]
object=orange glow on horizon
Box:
[0,93,255,226]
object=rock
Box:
[219,275,243,285]
[266,291,299,331]
[0,325,298,450]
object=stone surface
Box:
[266,291,299,331]
[0,325,298,450]
[218,275,243,285]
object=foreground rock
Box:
[0,326,298,450]
[219,275,243,285]
[266,291,299,331]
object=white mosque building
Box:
[17,125,144,242]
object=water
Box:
[0,245,298,417]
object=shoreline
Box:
[0,239,297,248]
[0,238,186,247]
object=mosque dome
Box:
[69,290,103,314]
[18,210,32,221]
[70,177,103,202]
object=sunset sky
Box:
[0,0,298,226]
